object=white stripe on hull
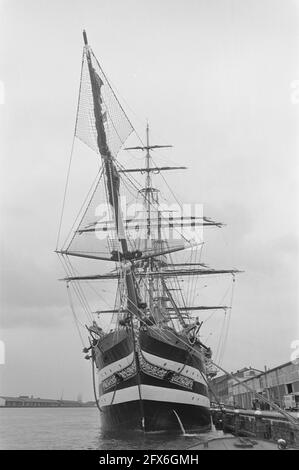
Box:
[98,352,134,383]
[141,350,206,385]
[99,384,210,408]
[98,350,206,386]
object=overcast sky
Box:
[0,0,298,401]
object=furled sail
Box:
[62,34,136,260]
[75,44,133,157]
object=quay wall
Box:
[211,408,299,448]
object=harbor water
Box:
[0,408,223,450]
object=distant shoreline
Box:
[0,405,96,408]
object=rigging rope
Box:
[218,276,235,365]
[214,311,227,365]
[57,253,90,341]
[56,52,85,250]
[63,255,94,323]
[66,283,86,347]
[56,134,76,251]
[63,165,104,252]
[91,345,103,413]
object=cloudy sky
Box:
[0,0,298,401]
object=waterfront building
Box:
[210,367,261,406]
[232,361,299,409]
[210,361,299,410]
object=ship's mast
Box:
[127,125,176,322]
[83,31,142,323]
[145,124,156,311]
[83,30,146,429]
[145,123,151,240]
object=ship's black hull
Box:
[95,326,211,433]
[100,400,211,433]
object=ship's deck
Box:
[187,435,283,450]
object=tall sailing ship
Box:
[57,31,238,432]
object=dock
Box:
[188,435,280,450]
[210,406,299,449]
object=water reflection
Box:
[94,428,224,450]
[0,408,224,450]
